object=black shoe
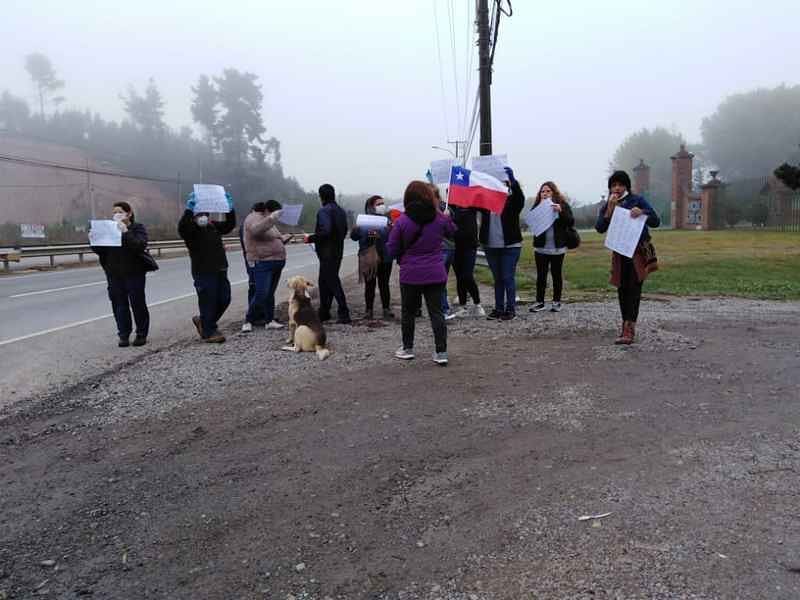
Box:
[486,310,503,320]
[318,311,332,322]
[364,309,374,320]
[118,336,130,347]
[132,336,147,347]
[336,316,352,325]
[382,308,396,320]
[529,303,547,313]
[501,311,517,321]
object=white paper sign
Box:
[20,224,46,238]
[604,207,647,258]
[525,200,559,236]
[277,204,303,226]
[193,184,230,213]
[355,214,389,230]
[89,220,122,247]
[470,154,509,182]
[430,159,454,185]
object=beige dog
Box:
[282,276,331,360]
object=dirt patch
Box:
[1,292,799,599]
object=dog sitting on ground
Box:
[282,276,331,360]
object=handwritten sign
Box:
[524,200,559,236]
[193,184,230,213]
[88,220,122,247]
[278,204,303,226]
[470,154,509,182]
[604,206,648,258]
[430,159,454,185]
[20,224,46,238]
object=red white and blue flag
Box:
[448,166,508,214]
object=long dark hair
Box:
[534,181,567,207]
[113,201,135,223]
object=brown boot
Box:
[614,321,629,345]
[618,321,634,345]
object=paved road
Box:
[0,242,357,406]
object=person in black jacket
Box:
[350,195,394,320]
[529,181,575,313]
[179,192,236,343]
[91,201,150,347]
[305,183,351,324]
[449,205,484,317]
[479,166,525,320]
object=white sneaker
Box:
[444,310,457,321]
[241,322,253,333]
[432,351,449,366]
[394,347,415,360]
[550,302,562,313]
[266,320,284,329]
[453,306,470,318]
[471,303,486,317]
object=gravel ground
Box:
[1,280,800,599]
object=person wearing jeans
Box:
[479,166,525,320]
[386,181,456,365]
[179,191,237,343]
[440,235,456,319]
[242,200,291,331]
[91,201,151,347]
[529,181,575,313]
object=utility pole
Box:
[447,139,467,163]
[477,0,492,156]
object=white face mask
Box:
[112,213,126,222]
[196,216,209,227]
[374,204,386,215]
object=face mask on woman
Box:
[195,215,209,227]
[374,203,387,215]
[112,212,127,222]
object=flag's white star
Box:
[455,170,465,181]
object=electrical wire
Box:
[446,0,462,137]
[432,0,451,141]
[0,153,181,184]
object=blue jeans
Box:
[484,246,521,314]
[246,259,286,324]
[441,247,455,312]
[193,270,232,337]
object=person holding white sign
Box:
[595,170,660,345]
[529,181,575,313]
[90,201,150,347]
[242,200,293,332]
[179,191,237,343]
[350,195,394,320]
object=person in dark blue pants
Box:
[179,191,237,343]
[91,201,151,347]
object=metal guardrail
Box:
[3,234,310,271]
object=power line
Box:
[0,153,180,184]
[431,0,451,141]
[0,183,85,189]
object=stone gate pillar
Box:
[633,159,651,195]
[671,144,694,229]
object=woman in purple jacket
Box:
[386,181,456,366]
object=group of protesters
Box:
[92,168,660,362]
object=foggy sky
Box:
[1,0,797,204]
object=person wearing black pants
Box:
[350,195,394,320]
[400,283,446,354]
[596,170,660,344]
[91,201,150,347]
[449,205,484,317]
[529,181,574,313]
[306,183,351,324]
[179,192,237,343]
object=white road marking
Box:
[0,251,354,347]
[9,280,108,298]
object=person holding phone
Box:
[595,170,660,344]
[529,181,574,313]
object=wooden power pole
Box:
[477,0,492,156]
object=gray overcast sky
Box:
[1,0,797,203]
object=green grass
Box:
[474,230,800,301]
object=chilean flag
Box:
[448,166,508,214]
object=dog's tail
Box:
[315,345,331,361]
